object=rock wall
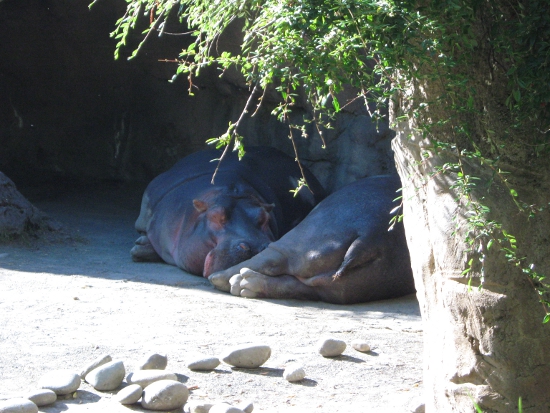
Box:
[0,171,59,237]
[0,0,395,194]
[391,78,550,412]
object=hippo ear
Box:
[261,203,275,213]
[193,199,208,213]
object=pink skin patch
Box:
[203,250,215,278]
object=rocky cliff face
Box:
[0,0,395,193]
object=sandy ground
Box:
[0,182,424,413]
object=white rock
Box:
[351,339,371,353]
[209,403,244,413]
[85,360,125,391]
[317,337,346,357]
[80,354,112,378]
[237,400,254,413]
[141,380,189,411]
[115,384,143,404]
[221,344,271,368]
[283,363,306,382]
[187,356,220,371]
[26,389,57,406]
[184,400,214,413]
[38,370,81,395]
[138,353,168,370]
[126,370,177,388]
[0,399,38,413]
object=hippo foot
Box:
[230,268,269,298]
[131,235,162,262]
[209,270,235,292]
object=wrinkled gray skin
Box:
[209,175,415,304]
[131,147,325,277]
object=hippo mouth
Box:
[203,250,216,278]
[203,240,262,278]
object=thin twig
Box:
[211,84,261,184]
[130,9,166,60]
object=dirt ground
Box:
[0,182,424,413]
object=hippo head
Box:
[190,186,276,278]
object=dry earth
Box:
[0,182,424,413]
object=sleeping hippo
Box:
[131,146,326,277]
[209,175,415,304]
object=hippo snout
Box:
[203,239,268,278]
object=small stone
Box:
[184,400,214,413]
[351,339,371,353]
[209,404,244,413]
[26,389,57,406]
[317,337,346,357]
[115,384,143,404]
[0,398,38,413]
[221,344,271,368]
[283,363,306,382]
[187,356,220,371]
[38,370,81,395]
[85,360,125,391]
[80,354,112,378]
[141,380,189,411]
[138,353,168,370]
[126,370,177,388]
[237,400,254,413]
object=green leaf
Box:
[332,95,340,112]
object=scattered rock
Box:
[80,354,112,378]
[221,344,271,368]
[141,380,189,411]
[26,389,57,406]
[209,404,244,413]
[85,360,125,391]
[0,398,38,413]
[184,400,214,413]
[237,400,254,413]
[187,356,221,371]
[317,338,346,357]
[138,353,168,370]
[126,370,178,388]
[38,370,81,395]
[283,363,306,382]
[351,339,371,352]
[115,384,143,404]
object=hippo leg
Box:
[300,235,412,304]
[209,246,289,292]
[130,235,162,262]
[233,268,322,301]
[333,236,379,278]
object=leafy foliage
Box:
[98,0,550,319]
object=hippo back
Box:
[136,147,326,238]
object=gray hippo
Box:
[209,175,414,304]
[131,146,326,277]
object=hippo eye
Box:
[237,242,250,252]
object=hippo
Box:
[131,146,326,277]
[209,175,415,304]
